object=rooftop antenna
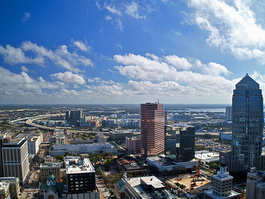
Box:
[158,99,159,104]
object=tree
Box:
[204,133,213,139]
[181,167,187,173]
[209,163,219,170]
[55,155,64,162]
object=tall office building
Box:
[2,138,29,184]
[141,102,165,158]
[225,106,232,122]
[230,74,263,172]
[66,110,82,126]
[165,125,195,162]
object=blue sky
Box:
[1,0,265,104]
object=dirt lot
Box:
[169,173,212,195]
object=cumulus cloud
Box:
[21,66,29,72]
[51,71,86,84]
[112,53,235,103]
[0,41,93,72]
[114,53,232,82]
[71,39,92,52]
[125,2,145,19]
[22,12,30,22]
[87,77,101,82]
[165,55,193,70]
[0,67,63,92]
[187,0,265,65]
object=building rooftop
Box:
[3,137,27,147]
[141,176,165,189]
[40,163,61,168]
[125,176,165,199]
[236,73,259,90]
[65,157,95,174]
[204,189,240,199]
[147,156,175,167]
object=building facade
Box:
[0,177,20,199]
[65,156,96,194]
[141,103,165,158]
[40,163,61,183]
[165,125,195,162]
[0,182,10,199]
[246,167,265,199]
[204,162,240,199]
[125,136,141,154]
[2,138,29,184]
[66,110,82,126]
[225,106,232,122]
[230,74,264,172]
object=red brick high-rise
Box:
[141,102,165,158]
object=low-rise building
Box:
[50,142,118,156]
[124,175,174,198]
[49,135,69,145]
[39,173,65,199]
[146,156,197,174]
[109,130,133,143]
[0,177,20,199]
[44,155,57,164]
[40,163,61,183]
[114,178,126,199]
[195,150,219,167]
[117,158,147,177]
[0,182,10,199]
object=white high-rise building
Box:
[204,162,240,199]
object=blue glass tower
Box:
[231,74,263,172]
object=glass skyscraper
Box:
[141,103,165,158]
[230,74,263,172]
[165,125,195,162]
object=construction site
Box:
[166,160,213,196]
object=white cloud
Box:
[165,55,193,70]
[115,19,123,31]
[202,62,231,76]
[71,39,92,52]
[115,43,123,49]
[22,12,30,22]
[87,77,101,82]
[51,71,86,84]
[105,5,121,15]
[0,44,44,65]
[21,66,29,72]
[106,16,112,20]
[0,41,93,72]
[187,0,265,65]
[73,84,80,89]
[113,53,234,103]
[0,67,63,92]
[125,2,145,19]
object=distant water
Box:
[164,104,228,113]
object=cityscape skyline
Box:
[2,1,265,104]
